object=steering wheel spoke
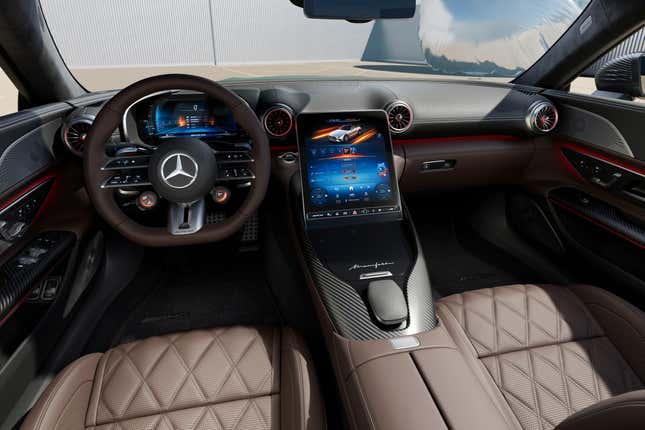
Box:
[101,155,152,171]
[101,172,151,188]
[168,199,206,235]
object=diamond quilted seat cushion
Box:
[20,326,325,430]
[437,284,645,430]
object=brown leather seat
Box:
[437,284,645,430]
[20,326,325,430]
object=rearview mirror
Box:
[595,53,645,99]
[303,0,415,20]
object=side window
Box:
[570,26,645,104]
[0,68,18,116]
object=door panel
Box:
[0,104,95,428]
[518,92,645,301]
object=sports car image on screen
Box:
[327,124,363,142]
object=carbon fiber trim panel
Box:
[300,218,437,341]
[0,232,75,322]
[549,188,645,247]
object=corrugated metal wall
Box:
[40,0,378,68]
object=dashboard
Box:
[56,79,570,228]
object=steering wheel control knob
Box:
[211,186,231,204]
[148,138,217,204]
[137,191,159,211]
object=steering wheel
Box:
[83,74,270,247]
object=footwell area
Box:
[408,193,546,297]
[88,246,281,351]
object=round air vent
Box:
[62,117,94,156]
[386,101,413,133]
[263,105,294,138]
[526,101,558,134]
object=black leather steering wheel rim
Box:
[83,74,270,247]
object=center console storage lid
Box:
[337,324,520,430]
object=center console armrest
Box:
[335,324,520,430]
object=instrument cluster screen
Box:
[138,95,242,141]
[297,111,401,223]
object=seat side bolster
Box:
[555,389,645,430]
[281,327,326,430]
[568,284,645,383]
[20,353,103,430]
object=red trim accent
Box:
[556,147,586,183]
[0,174,57,212]
[393,134,520,145]
[550,198,645,250]
[559,141,645,176]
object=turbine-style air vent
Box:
[263,105,294,138]
[62,117,94,156]
[526,101,559,134]
[386,101,413,133]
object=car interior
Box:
[1,0,645,429]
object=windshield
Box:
[40,0,590,91]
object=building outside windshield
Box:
[36,0,591,90]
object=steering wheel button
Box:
[211,186,231,204]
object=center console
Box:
[294,111,436,340]
[285,111,518,430]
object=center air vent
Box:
[62,117,94,156]
[386,101,413,133]
[526,101,559,134]
[263,105,294,138]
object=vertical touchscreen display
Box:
[297,111,401,222]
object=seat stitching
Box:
[588,340,601,402]
[526,349,545,430]
[523,287,544,430]
[498,352,570,414]
[558,346,571,416]
[52,380,93,429]
[251,397,269,429]
[231,399,253,430]
[527,351,574,411]
[88,351,109,426]
[477,335,605,359]
[212,331,258,395]
[494,297,559,343]
[121,348,166,412]
[495,385,541,422]
[186,404,209,429]
[165,336,214,405]
[32,355,99,430]
[89,393,278,426]
[205,404,223,428]
[492,287,499,354]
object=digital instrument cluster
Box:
[134,94,246,143]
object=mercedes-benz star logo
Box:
[160,153,198,189]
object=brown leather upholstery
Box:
[21,326,324,430]
[437,284,645,430]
